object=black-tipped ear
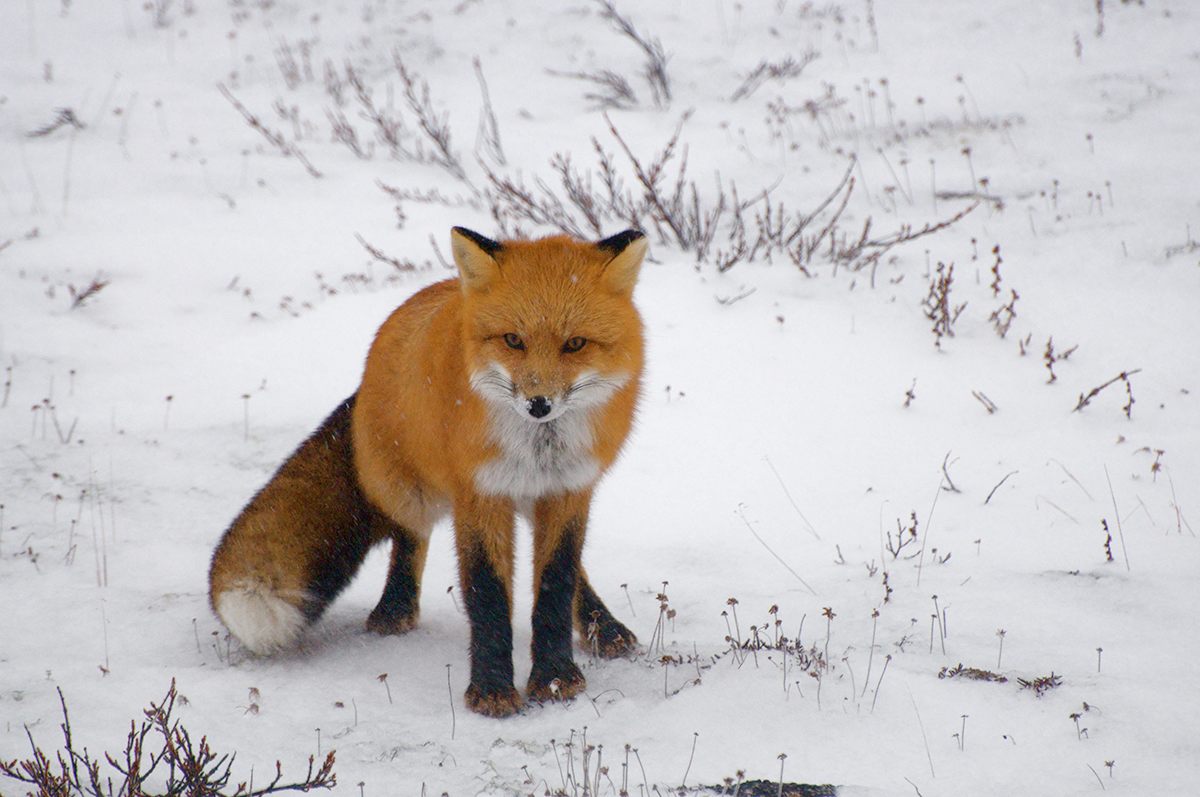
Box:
[451,227,503,291]
[596,229,645,256]
[452,227,503,258]
[597,230,647,295]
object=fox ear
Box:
[451,227,503,291]
[596,230,647,295]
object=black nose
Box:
[527,396,552,419]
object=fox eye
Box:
[563,336,587,353]
[503,333,525,351]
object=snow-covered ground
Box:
[2,1,1198,795]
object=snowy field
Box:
[2,1,1199,795]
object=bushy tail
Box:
[212,580,309,654]
[209,396,376,653]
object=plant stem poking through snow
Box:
[446,664,456,740]
[593,0,672,109]
[377,673,392,704]
[219,83,322,178]
[940,452,961,493]
[1074,369,1141,418]
[681,732,698,788]
[871,655,892,713]
[862,610,880,697]
[1042,337,1078,383]
[922,261,966,348]
[68,276,109,310]
[1104,466,1131,571]
[735,505,817,594]
[0,681,337,796]
[730,52,819,102]
[909,690,934,777]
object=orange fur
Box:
[209,228,646,717]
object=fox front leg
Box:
[526,492,591,703]
[455,495,522,718]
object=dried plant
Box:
[0,681,337,796]
[938,663,1008,683]
[922,261,966,348]
[1042,337,1078,383]
[302,30,971,280]
[730,52,819,102]
[886,512,920,560]
[27,108,85,138]
[219,84,323,178]
[547,68,639,110]
[473,57,506,166]
[593,0,672,109]
[1073,368,1141,418]
[989,288,1019,338]
[394,53,466,180]
[69,276,110,310]
[1017,672,1063,696]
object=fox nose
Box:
[527,395,552,419]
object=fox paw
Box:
[464,683,523,718]
[586,622,639,659]
[365,606,418,636]
[527,661,586,703]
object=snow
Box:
[2,1,1199,795]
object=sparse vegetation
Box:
[4,2,1193,795]
[1042,337,1078,383]
[921,260,966,348]
[1074,369,1141,418]
[938,663,1007,683]
[1017,673,1063,697]
[0,682,336,797]
[68,276,109,310]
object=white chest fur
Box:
[473,404,602,498]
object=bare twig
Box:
[1104,466,1131,572]
[735,505,817,595]
[474,58,506,166]
[394,52,466,179]
[354,233,420,272]
[0,681,337,796]
[594,0,671,108]
[547,68,639,110]
[218,83,322,178]
[972,391,998,414]
[731,52,818,102]
[27,108,85,138]
[985,471,1018,504]
[1074,369,1142,417]
[941,452,962,493]
[69,277,110,309]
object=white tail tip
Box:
[213,583,306,654]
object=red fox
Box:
[209,227,646,717]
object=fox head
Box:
[452,227,647,430]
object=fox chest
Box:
[473,410,601,498]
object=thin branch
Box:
[218,83,322,178]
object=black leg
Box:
[366,521,426,635]
[460,541,520,717]
[528,518,585,701]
